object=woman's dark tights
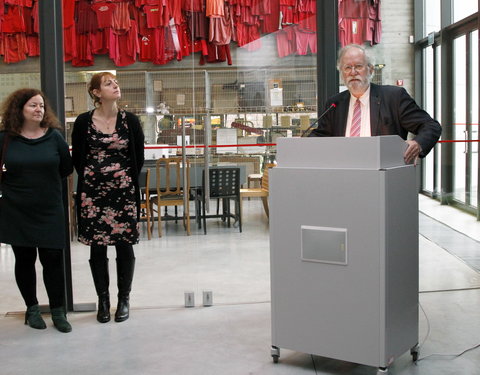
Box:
[90,243,135,262]
[11,246,65,309]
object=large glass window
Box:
[423,47,435,193]
[469,31,478,208]
[435,45,442,194]
[424,0,441,35]
[453,36,467,203]
[454,2,478,23]
[419,0,479,216]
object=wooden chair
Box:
[246,173,263,200]
[240,163,275,218]
[139,168,152,240]
[150,157,191,237]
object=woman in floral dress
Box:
[72,72,144,323]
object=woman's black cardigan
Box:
[71,110,145,227]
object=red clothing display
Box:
[22,5,34,35]
[75,0,99,34]
[63,0,75,28]
[112,1,131,33]
[206,0,224,18]
[0,0,327,67]
[92,2,117,29]
[338,0,381,47]
[298,13,316,32]
[209,2,233,45]
[236,23,260,47]
[139,33,155,61]
[186,11,208,40]
[173,22,194,60]
[338,17,373,47]
[168,0,183,25]
[109,20,140,66]
[135,0,161,6]
[3,32,28,63]
[130,5,151,36]
[199,42,232,65]
[144,4,168,28]
[150,26,175,65]
[261,0,280,34]
[91,28,110,54]
[72,32,94,66]
[338,0,370,18]
[32,0,39,33]
[275,26,295,57]
[5,0,25,5]
[2,5,26,33]
[182,0,204,12]
[26,34,39,56]
[63,25,77,61]
[295,27,315,55]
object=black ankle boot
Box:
[97,292,111,323]
[89,258,110,323]
[114,257,135,323]
[25,304,47,330]
[115,295,130,322]
[51,307,72,333]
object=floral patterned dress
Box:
[78,113,139,245]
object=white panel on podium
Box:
[276,135,408,169]
[270,136,418,372]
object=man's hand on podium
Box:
[404,140,422,166]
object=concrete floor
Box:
[1,195,480,375]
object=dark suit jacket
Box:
[309,83,442,157]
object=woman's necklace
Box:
[103,116,116,132]
[21,127,47,139]
[94,112,117,134]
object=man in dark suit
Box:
[310,44,442,164]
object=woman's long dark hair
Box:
[0,88,61,136]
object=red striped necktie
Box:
[350,99,361,137]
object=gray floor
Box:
[1,195,480,375]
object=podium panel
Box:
[270,136,419,371]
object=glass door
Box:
[453,36,467,203]
[452,31,478,209]
[469,30,478,208]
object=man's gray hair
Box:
[336,44,374,70]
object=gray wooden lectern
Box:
[269,136,419,375]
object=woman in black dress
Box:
[72,72,144,323]
[0,88,73,332]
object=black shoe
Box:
[89,258,110,323]
[97,293,111,323]
[25,304,47,330]
[115,257,135,323]
[51,307,72,333]
[114,295,130,322]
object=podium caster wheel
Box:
[411,344,420,362]
[271,346,280,363]
[377,367,388,375]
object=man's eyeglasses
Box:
[341,64,367,74]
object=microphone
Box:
[301,103,337,137]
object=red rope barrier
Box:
[438,139,480,143]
